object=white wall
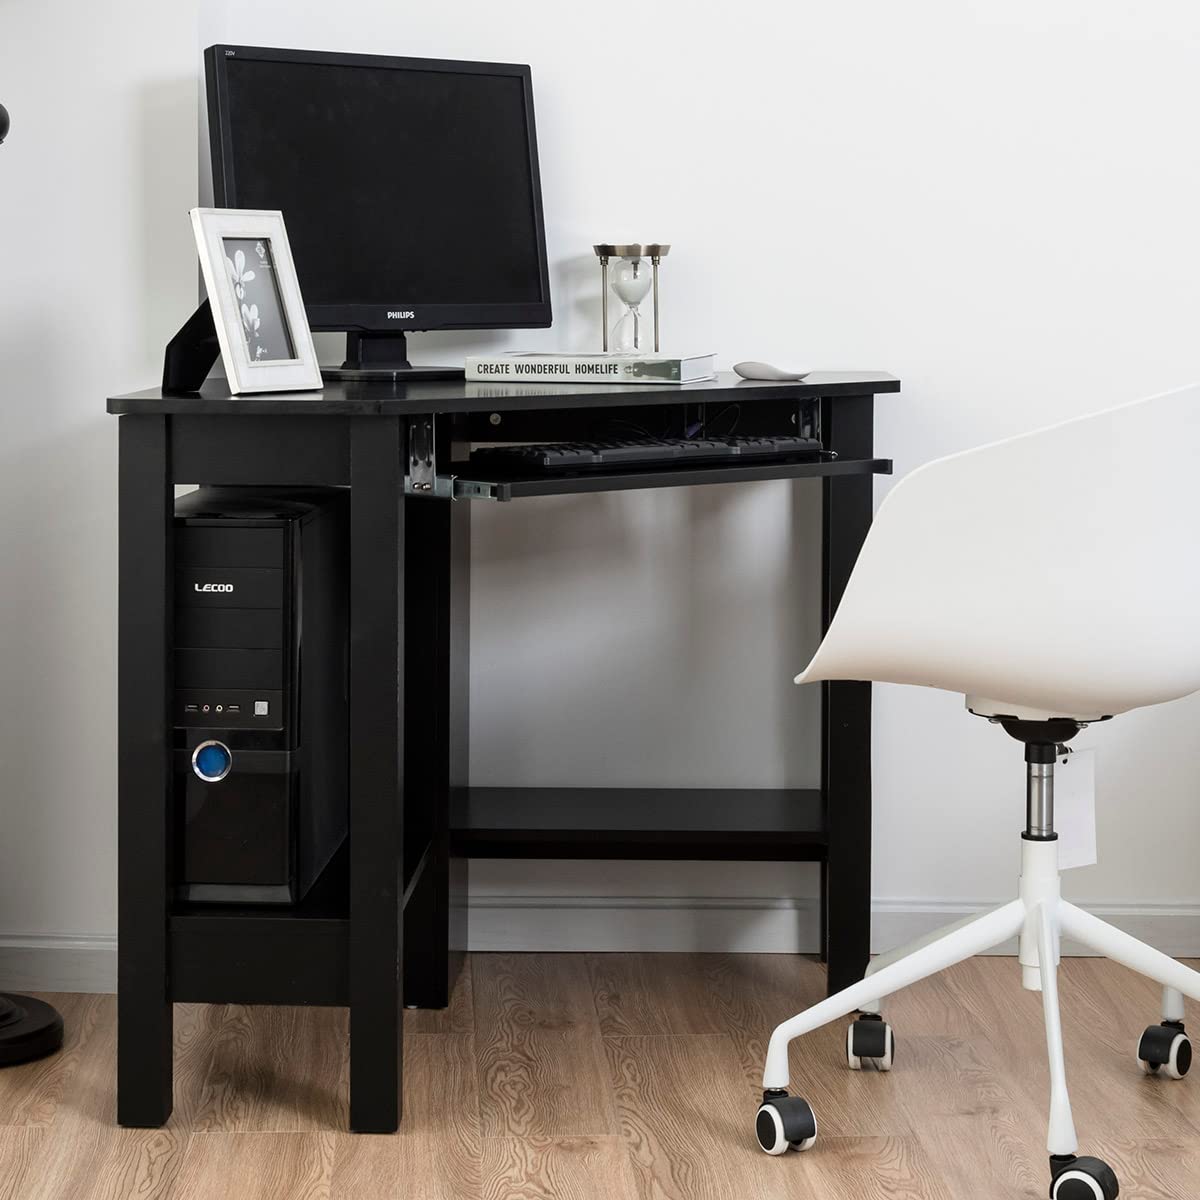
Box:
[0,0,199,986]
[3,0,1200,987]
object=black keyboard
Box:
[470,434,823,472]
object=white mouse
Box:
[733,361,811,381]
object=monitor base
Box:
[330,331,465,382]
[322,364,466,383]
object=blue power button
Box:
[192,740,232,783]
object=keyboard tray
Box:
[442,454,893,501]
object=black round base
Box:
[0,994,64,1067]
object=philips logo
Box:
[194,583,234,593]
[387,310,415,320]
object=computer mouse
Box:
[733,361,811,381]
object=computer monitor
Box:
[204,44,552,379]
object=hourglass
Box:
[593,244,670,352]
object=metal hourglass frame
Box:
[593,244,671,352]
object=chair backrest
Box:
[798,383,1200,717]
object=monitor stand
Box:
[320,332,466,382]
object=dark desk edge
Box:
[107,370,901,416]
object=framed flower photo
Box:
[189,208,321,394]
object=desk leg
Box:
[117,415,173,1127]
[403,483,469,1008]
[348,417,406,1132]
[823,679,872,994]
[821,394,875,996]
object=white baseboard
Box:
[0,933,116,994]
[3,898,1197,994]
[466,894,1200,958]
[872,900,1200,961]
[466,894,822,953]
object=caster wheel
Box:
[1137,1022,1191,1080]
[847,1015,894,1071]
[1049,1154,1119,1200]
[755,1092,817,1155]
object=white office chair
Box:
[755,383,1200,1199]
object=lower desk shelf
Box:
[169,842,349,1006]
[453,786,826,861]
[168,788,824,1005]
[168,837,433,1007]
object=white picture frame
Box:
[189,207,322,394]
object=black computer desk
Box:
[108,369,898,1132]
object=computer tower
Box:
[173,488,348,904]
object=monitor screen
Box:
[207,47,551,332]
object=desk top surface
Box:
[108,370,900,416]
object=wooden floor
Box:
[1,953,1198,1198]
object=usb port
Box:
[227,704,241,713]
[185,704,199,712]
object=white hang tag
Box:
[1055,747,1097,870]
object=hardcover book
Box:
[465,352,718,385]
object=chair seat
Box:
[964,695,1110,723]
[793,384,1200,719]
